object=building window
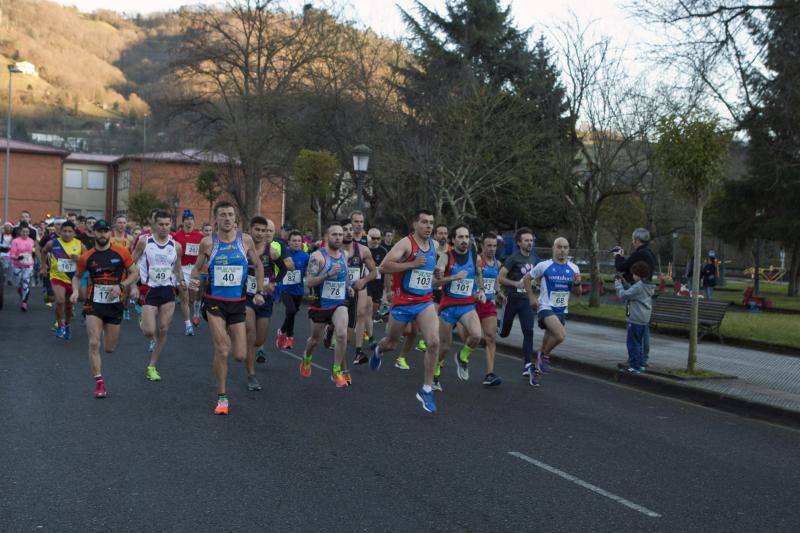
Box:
[118,169,130,191]
[64,169,83,188]
[87,170,105,190]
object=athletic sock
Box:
[422,384,433,393]
[94,374,103,382]
[458,344,474,363]
[185,320,191,327]
[332,364,341,374]
[218,393,227,400]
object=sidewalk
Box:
[495,319,800,427]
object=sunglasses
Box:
[369,236,381,240]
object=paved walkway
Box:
[495,318,800,415]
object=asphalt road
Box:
[1,291,799,532]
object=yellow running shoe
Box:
[395,356,411,370]
[146,366,161,381]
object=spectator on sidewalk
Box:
[614,261,654,373]
[701,251,719,300]
[613,227,657,367]
[613,228,657,283]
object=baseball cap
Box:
[94,219,112,231]
[708,250,716,258]
[182,209,194,220]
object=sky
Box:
[52,0,654,54]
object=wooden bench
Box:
[650,295,730,342]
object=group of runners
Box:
[25,202,583,415]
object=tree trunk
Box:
[243,169,260,227]
[588,218,601,307]
[314,197,322,239]
[687,201,703,373]
[788,241,799,297]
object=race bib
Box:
[409,269,432,290]
[483,278,496,295]
[283,270,301,285]
[57,258,76,273]
[550,290,570,308]
[93,284,120,304]
[214,265,243,287]
[148,265,172,285]
[450,278,474,297]
[347,267,362,282]
[246,275,257,295]
[185,243,200,257]
[321,280,345,300]
[19,253,33,264]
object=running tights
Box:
[280,293,304,337]
[499,297,535,364]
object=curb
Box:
[566,314,800,358]
[495,339,800,430]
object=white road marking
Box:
[508,451,662,518]
[281,349,329,372]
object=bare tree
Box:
[553,16,662,306]
[168,1,344,222]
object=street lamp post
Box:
[4,64,22,223]
[351,144,371,213]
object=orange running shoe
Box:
[300,356,313,378]
[342,370,352,386]
[330,370,348,388]
[214,396,229,415]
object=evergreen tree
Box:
[389,0,575,227]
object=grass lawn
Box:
[710,289,800,311]
[569,302,800,350]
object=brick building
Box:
[0,139,68,221]
[0,143,285,224]
[114,150,284,225]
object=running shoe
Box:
[94,379,107,399]
[416,387,437,413]
[539,353,551,374]
[20,302,27,312]
[331,370,348,388]
[64,326,72,340]
[214,396,229,415]
[529,368,540,387]
[276,329,287,350]
[123,309,130,321]
[323,325,334,349]
[285,337,294,350]
[626,367,641,374]
[247,375,262,391]
[432,375,443,392]
[522,362,533,378]
[342,370,352,386]
[415,339,427,352]
[353,347,368,365]
[455,351,469,381]
[395,356,410,370]
[192,315,201,327]
[300,355,313,378]
[185,323,195,336]
[147,339,156,353]
[483,373,503,387]
[52,321,58,331]
[146,366,162,381]
[256,348,266,363]
[45,301,53,308]
[369,343,382,371]
[363,332,371,342]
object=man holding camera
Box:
[612,228,657,369]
